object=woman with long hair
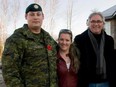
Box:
[57,29,80,87]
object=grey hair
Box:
[87,11,105,24]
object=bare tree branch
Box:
[67,0,73,30]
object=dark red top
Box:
[57,53,78,87]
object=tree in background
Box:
[67,0,73,30]
[0,0,9,59]
[0,0,9,44]
[0,22,4,59]
[0,0,20,60]
[11,0,20,29]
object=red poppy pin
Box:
[47,45,52,50]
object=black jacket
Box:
[74,29,116,87]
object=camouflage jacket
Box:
[2,24,58,87]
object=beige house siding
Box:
[105,18,116,49]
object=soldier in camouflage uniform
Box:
[2,3,58,87]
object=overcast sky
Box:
[7,0,116,39]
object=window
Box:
[104,21,111,35]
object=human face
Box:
[58,33,72,52]
[25,11,44,29]
[88,14,104,34]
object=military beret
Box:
[25,3,42,14]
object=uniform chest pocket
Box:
[25,44,47,57]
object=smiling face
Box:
[88,14,104,34]
[25,11,44,30]
[58,33,72,52]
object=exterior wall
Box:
[111,19,116,49]
[105,18,116,49]
[105,21,111,35]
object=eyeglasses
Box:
[90,20,103,24]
